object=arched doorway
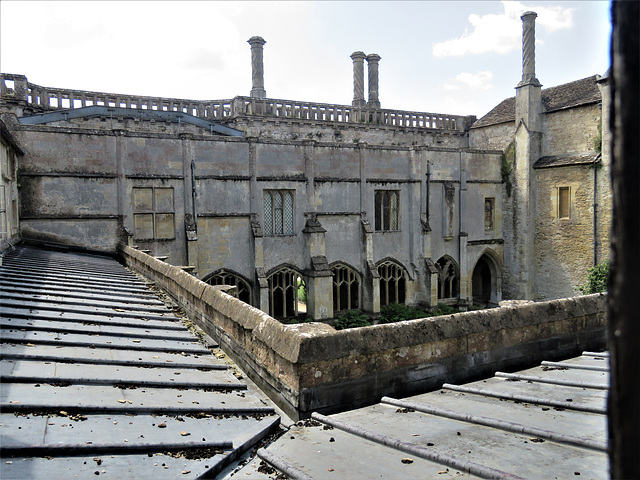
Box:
[471,252,500,307]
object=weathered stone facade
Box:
[0,12,610,315]
[0,120,23,252]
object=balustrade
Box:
[1,73,470,132]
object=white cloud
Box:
[432,1,574,57]
[442,71,494,91]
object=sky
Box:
[0,1,611,118]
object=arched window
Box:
[267,267,305,319]
[377,260,407,306]
[204,270,251,305]
[332,264,360,313]
[436,256,459,300]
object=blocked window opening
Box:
[374,190,399,231]
[132,187,175,240]
[378,260,407,306]
[263,190,294,236]
[205,270,251,305]
[485,197,495,231]
[436,256,459,300]
[332,264,360,313]
[268,268,305,319]
[558,186,571,219]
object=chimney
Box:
[518,12,541,87]
[366,54,381,109]
[350,51,367,108]
[248,36,267,98]
[515,12,542,130]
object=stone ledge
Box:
[119,245,607,419]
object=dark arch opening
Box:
[472,255,493,307]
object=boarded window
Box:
[264,190,294,236]
[558,187,570,219]
[132,187,175,239]
[374,190,399,231]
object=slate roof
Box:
[472,75,602,128]
[534,152,601,169]
[0,245,279,479]
[240,352,609,479]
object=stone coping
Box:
[119,245,607,418]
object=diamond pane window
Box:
[264,190,294,236]
[374,190,400,231]
[284,191,294,234]
[263,193,273,235]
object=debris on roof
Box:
[0,245,279,479]
[244,352,609,479]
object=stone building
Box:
[0,12,609,318]
[0,119,23,252]
[469,12,611,300]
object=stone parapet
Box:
[120,245,607,420]
[1,73,474,134]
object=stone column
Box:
[248,36,267,98]
[350,51,367,107]
[366,54,381,109]
[519,12,540,86]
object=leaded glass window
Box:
[374,190,400,231]
[264,190,294,236]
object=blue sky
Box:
[0,1,610,118]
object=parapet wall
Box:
[120,245,607,420]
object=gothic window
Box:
[377,260,407,306]
[374,190,399,231]
[484,197,495,231]
[132,187,175,240]
[264,190,294,236]
[332,264,360,313]
[205,270,252,305]
[436,256,460,300]
[267,267,305,319]
[558,186,571,219]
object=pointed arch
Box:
[435,255,460,300]
[266,265,306,319]
[376,258,408,306]
[330,262,361,313]
[471,249,502,307]
[202,269,252,305]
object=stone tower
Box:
[511,11,543,299]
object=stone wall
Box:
[0,122,21,251]
[542,104,601,156]
[9,111,503,317]
[120,245,607,420]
